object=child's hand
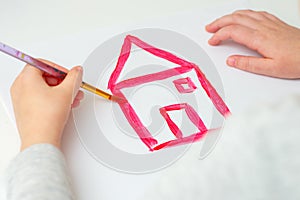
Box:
[10,61,84,150]
[206,10,300,79]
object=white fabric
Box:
[4,144,74,200]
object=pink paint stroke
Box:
[173,77,197,93]
[108,35,194,91]
[152,130,208,151]
[160,103,207,133]
[113,90,158,150]
[115,65,192,90]
[159,107,183,139]
[107,35,230,151]
[159,103,208,141]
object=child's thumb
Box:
[60,66,83,101]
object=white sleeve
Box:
[5,144,75,200]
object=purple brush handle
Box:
[0,42,67,79]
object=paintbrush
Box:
[0,42,119,101]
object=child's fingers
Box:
[74,90,84,101]
[44,76,59,86]
[38,58,69,74]
[208,25,256,48]
[71,99,81,108]
[43,73,63,86]
[59,66,83,101]
[19,59,66,86]
[226,55,278,77]
[71,91,84,108]
[206,11,259,33]
[22,64,44,76]
[17,64,46,86]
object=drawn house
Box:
[108,35,230,151]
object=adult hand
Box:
[10,60,84,150]
[206,10,300,79]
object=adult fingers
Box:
[227,55,280,78]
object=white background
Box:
[0,0,299,199]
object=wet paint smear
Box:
[107,35,230,151]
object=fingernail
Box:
[208,38,215,45]
[227,57,236,67]
[76,66,83,73]
[208,37,219,45]
[76,66,83,80]
[205,24,210,30]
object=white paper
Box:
[0,1,299,199]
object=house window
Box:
[173,77,197,93]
